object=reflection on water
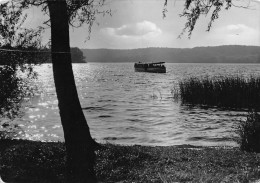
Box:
[5,63,260,146]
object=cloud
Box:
[98,21,166,49]
[226,24,251,35]
[208,24,259,46]
[101,21,162,38]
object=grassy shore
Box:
[1,139,260,182]
[177,76,260,110]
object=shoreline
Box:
[1,139,260,182]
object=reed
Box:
[177,76,260,110]
[235,111,260,152]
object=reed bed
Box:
[177,76,260,110]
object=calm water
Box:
[8,63,260,146]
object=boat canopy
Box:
[136,62,165,65]
[150,62,165,64]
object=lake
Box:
[10,63,260,146]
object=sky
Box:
[1,0,260,49]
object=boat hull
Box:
[134,67,166,73]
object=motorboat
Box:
[134,62,166,73]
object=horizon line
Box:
[79,44,260,50]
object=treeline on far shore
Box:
[81,45,260,63]
[0,47,86,64]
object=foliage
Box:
[164,0,251,37]
[179,0,232,37]
[0,1,46,120]
[20,0,110,39]
[0,66,26,119]
[0,1,47,66]
[176,76,260,110]
[71,47,86,63]
[235,111,260,153]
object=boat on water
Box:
[134,62,166,73]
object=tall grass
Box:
[177,76,260,110]
[235,111,260,152]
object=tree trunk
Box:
[47,1,97,182]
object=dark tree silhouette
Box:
[71,47,86,63]
[47,1,97,181]
[1,0,107,182]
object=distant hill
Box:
[82,45,260,63]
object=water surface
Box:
[9,63,260,146]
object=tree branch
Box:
[164,0,253,38]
